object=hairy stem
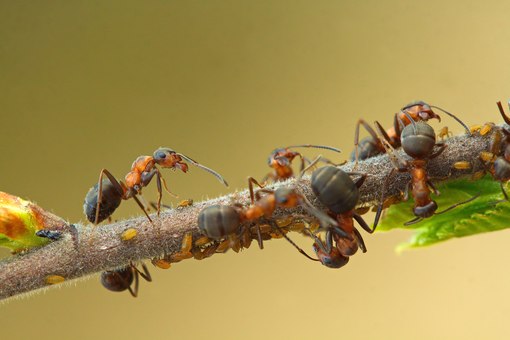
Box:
[0,130,493,300]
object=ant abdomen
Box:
[401,122,436,159]
[101,267,134,292]
[493,157,510,182]
[311,166,359,214]
[413,201,438,218]
[84,179,122,223]
[198,205,241,240]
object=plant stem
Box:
[0,130,493,301]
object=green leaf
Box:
[376,175,510,251]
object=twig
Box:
[0,130,493,300]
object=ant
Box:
[263,145,341,182]
[86,147,228,224]
[197,177,341,260]
[101,262,152,298]
[374,117,478,226]
[304,161,376,268]
[352,101,471,163]
[481,101,510,202]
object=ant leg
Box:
[403,180,412,201]
[429,143,447,159]
[427,180,440,196]
[247,177,265,203]
[436,193,480,214]
[298,195,344,236]
[133,263,152,282]
[346,172,367,188]
[392,113,401,147]
[304,228,332,254]
[128,268,139,298]
[255,223,264,249]
[354,119,382,166]
[132,195,153,223]
[497,101,510,125]
[353,212,374,234]
[404,216,423,226]
[373,168,397,229]
[270,221,319,261]
[95,169,125,224]
[430,105,472,135]
[298,155,323,179]
[351,227,367,253]
[374,121,394,146]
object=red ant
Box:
[303,159,375,268]
[101,262,152,298]
[197,176,341,260]
[263,145,341,182]
[374,116,478,226]
[85,148,228,224]
[352,101,471,163]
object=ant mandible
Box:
[352,101,471,164]
[374,116,478,226]
[101,262,152,298]
[263,145,341,182]
[85,147,228,224]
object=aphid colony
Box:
[72,101,510,297]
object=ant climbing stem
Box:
[85,147,228,225]
[352,101,472,166]
[373,120,478,227]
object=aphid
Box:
[121,228,137,241]
[453,161,472,170]
[100,262,152,298]
[470,123,495,136]
[308,165,375,268]
[438,126,453,140]
[36,229,63,241]
[197,178,338,260]
[263,145,341,182]
[177,199,194,208]
[375,119,478,225]
[352,101,471,163]
[86,147,228,224]
[45,275,65,285]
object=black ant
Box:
[101,262,152,298]
[352,101,471,163]
[84,148,228,224]
[374,117,478,226]
[263,145,341,182]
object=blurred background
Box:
[1,1,509,339]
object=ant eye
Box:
[156,152,166,159]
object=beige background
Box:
[1,1,510,339]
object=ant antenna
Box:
[297,155,323,179]
[176,153,229,187]
[286,144,342,153]
[497,101,510,125]
[429,105,471,135]
[269,221,319,261]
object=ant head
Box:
[153,148,181,167]
[100,266,134,292]
[402,101,441,122]
[274,187,299,207]
[401,122,436,159]
[413,200,438,218]
[268,148,295,166]
[313,243,349,268]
